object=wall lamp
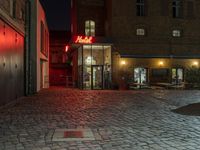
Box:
[121,60,126,65]
[192,61,199,67]
[159,61,164,67]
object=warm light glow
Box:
[121,60,126,65]
[85,56,92,65]
[65,45,69,52]
[75,36,93,44]
[193,61,199,66]
[159,61,164,66]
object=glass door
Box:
[134,68,148,88]
[172,68,184,84]
[92,65,103,90]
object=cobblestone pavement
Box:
[1,87,200,150]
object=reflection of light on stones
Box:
[53,128,95,141]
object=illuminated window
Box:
[85,20,95,36]
[172,0,182,18]
[136,28,145,36]
[136,0,145,16]
[172,30,181,37]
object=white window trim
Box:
[85,20,95,36]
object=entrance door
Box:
[92,65,103,90]
[172,68,184,84]
[134,68,148,87]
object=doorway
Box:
[172,68,184,84]
[134,68,148,85]
[78,44,112,90]
[92,65,103,90]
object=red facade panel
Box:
[0,18,24,105]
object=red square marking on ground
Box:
[63,131,84,138]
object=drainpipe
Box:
[25,0,31,95]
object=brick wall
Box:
[73,0,107,36]
[111,0,200,57]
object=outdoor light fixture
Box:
[159,61,164,66]
[121,60,126,65]
[65,45,69,52]
[192,61,199,67]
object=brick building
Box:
[0,0,25,105]
[70,0,112,90]
[111,0,200,89]
[70,0,200,89]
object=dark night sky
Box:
[40,0,71,31]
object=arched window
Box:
[85,20,95,36]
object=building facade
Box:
[0,0,49,106]
[27,0,49,93]
[111,0,200,88]
[0,0,25,105]
[71,0,112,90]
[70,0,200,89]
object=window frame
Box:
[85,20,95,36]
[136,28,145,36]
[172,29,181,37]
[10,0,16,18]
[136,0,145,16]
[172,0,182,18]
[41,21,45,53]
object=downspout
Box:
[25,0,31,95]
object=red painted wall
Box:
[0,19,24,105]
[49,31,71,86]
[49,69,67,86]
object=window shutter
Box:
[161,0,169,16]
[187,1,194,18]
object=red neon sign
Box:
[74,36,94,44]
